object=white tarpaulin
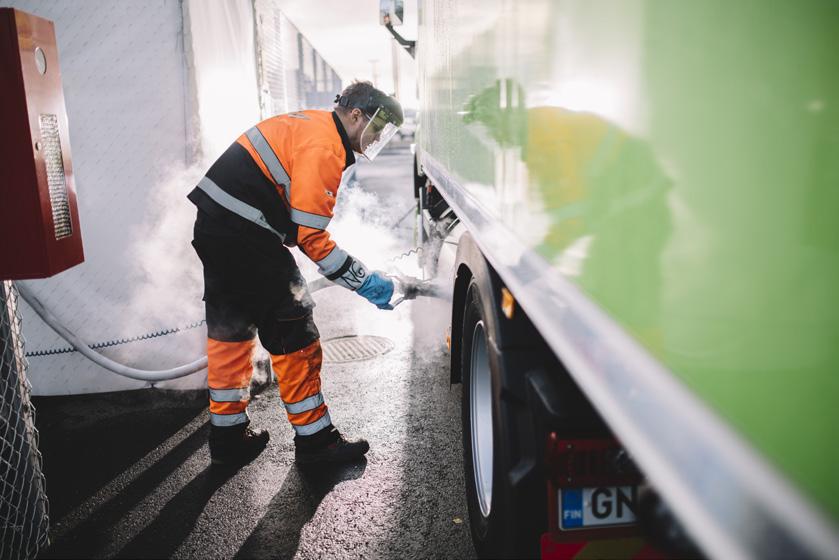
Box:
[11,0,205,395]
[184,0,262,161]
[9,0,340,395]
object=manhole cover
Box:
[321,335,394,363]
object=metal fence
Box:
[0,281,49,559]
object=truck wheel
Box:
[461,279,516,557]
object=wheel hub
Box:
[470,320,494,518]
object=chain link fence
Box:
[1,281,49,559]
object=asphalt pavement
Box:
[32,144,476,559]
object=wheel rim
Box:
[470,320,493,518]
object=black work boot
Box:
[209,422,269,466]
[294,425,369,465]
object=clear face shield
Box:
[359,107,401,161]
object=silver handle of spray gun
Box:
[388,274,435,308]
[389,275,407,308]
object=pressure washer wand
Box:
[389,275,445,308]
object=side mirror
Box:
[379,0,415,58]
[379,0,404,27]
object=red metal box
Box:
[0,8,83,280]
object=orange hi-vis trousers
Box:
[194,207,331,438]
[207,336,331,435]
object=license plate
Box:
[559,486,638,530]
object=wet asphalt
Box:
[32,145,477,559]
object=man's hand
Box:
[356,271,394,310]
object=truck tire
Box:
[461,278,528,558]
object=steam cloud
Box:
[120,151,449,392]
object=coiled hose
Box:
[17,277,335,383]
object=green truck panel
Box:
[418,0,839,521]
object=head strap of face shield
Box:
[334,93,377,119]
[334,93,390,119]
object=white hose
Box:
[17,277,336,383]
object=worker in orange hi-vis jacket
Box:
[187,81,403,467]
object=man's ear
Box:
[351,108,363,122]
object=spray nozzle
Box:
[389,274,444,308]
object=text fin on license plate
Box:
[560,486,638,530]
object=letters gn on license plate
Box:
[559,486,638,530]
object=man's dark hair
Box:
[334,80,404,126]
[334,81,378,116]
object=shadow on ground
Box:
[33,390,206,521]
[33,388,371,559]
[234,461,367,560]
[33,389,207,558]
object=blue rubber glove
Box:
[356,271,394,310]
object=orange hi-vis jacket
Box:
[188,110,369,290]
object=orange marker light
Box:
[501,287,515,319]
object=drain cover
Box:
[321,335,394,363]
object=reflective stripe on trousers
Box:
[284,392,325,414]
[210,410,250,427]
[210,387,250,402]
[293,411,332,436]
[207,338,256,428]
